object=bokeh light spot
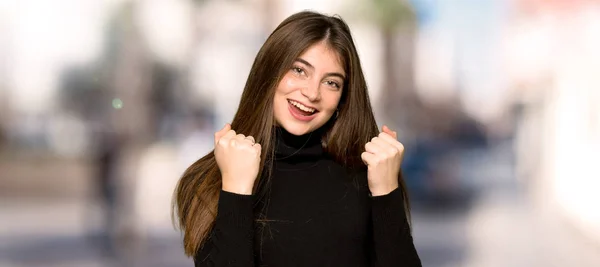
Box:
[112,98,123,109]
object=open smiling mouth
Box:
[287,99,319,121]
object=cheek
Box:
[284,76,299,89]
[321,92,342,114]
[273,85,290,122]
[273,94,286,116]
[276,75,303,95]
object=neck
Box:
[274,127,324,160]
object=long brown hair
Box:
[173,10,411,256]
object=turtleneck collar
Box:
[274,126,324,161]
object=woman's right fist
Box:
[214,123,262,195]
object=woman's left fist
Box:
[361,125,404,196]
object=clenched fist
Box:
[214,123,262,195]
[361,125,404,197]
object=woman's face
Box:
[273,41,345,136]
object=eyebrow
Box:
[295,58,346,80]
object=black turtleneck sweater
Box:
[194,128,421,267]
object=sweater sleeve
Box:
[370,187,422,267]
[194,190,255,267]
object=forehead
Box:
[297,42,345,74]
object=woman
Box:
[174,11,421,267]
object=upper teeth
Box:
[289,100,315,113]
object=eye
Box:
[291,66,305,76]
[325,80,341,89]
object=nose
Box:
[300,82,321,102]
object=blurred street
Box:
[2,139,599,267]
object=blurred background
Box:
[1,0,600,266]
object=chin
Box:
[279,117,329,136]
[280,122,314,136]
